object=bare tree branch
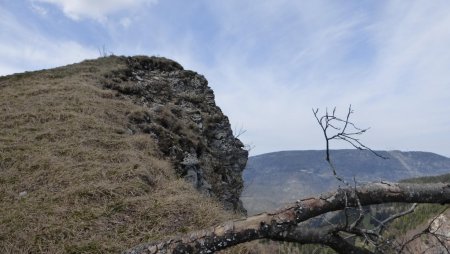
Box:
[312,105,387,164]
[397,207,449,254]
[375,203,417,235]
[125,106,449,254]
[125,182,450,254]
[271,226,375,254]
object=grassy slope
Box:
[0,57,233,253]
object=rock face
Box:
[103,56,248,212]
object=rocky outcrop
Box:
[103,56,248,212]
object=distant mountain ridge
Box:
[242,150,450,214]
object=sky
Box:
[1,0,450,157]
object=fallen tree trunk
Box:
[125,182,450,254]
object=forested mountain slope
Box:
[243,150,450,214]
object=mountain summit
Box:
[0,56,247,252]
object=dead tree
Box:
[125,106,450,254]
[312,105,394,251]
[312,105,387,179]
[125,182,450,254]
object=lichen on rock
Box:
[103,56,248,212]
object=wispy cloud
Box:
[343,1,450,154]
[0,6,97,75]
[2,1,450,156]
[32,0,158,22]
[187,1,450,156]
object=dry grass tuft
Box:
[0,57,234,253]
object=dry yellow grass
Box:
[0,57,234,253]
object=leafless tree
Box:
[312,105,387,179]
[125,182,450,254]
[125,106,450,254]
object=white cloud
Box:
[120,17,132,28]
[0,63,22,77]
[0,7,97,76]
[32,0,157,22]
[30,2,48,16]
[0,41,97,70]
[343,1,450,153]
[2,0,450,156]
[191,1,450,157]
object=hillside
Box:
[0,56,247,253]
[243,150,450,214]
[383,173,450,253]
[237,164,450,254]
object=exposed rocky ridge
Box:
[103,56,248,212]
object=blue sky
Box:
[2,0,450,157]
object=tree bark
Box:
[125,182,450,254]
